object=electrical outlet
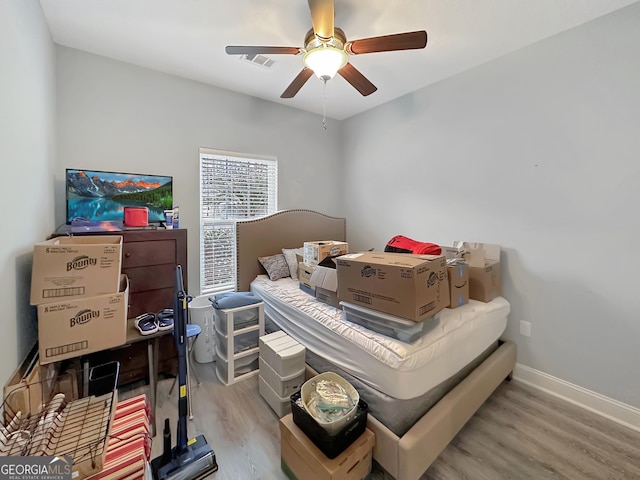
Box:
[520,321,531,337]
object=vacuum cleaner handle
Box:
[161,418,171,464]
[173,265,189,454]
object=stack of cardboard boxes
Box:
[297,240,502,320]
[442,242,502,304]
[30,235,129,365]
[298,241,349,308]
[336,252,450,322]
[280,413,375,480]
[297,241,453,324]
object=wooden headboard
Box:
[235,209,346,292]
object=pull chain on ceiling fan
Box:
[225,0,427,99]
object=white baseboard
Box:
[513,363,640,433]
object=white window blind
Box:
[200,149,278,294]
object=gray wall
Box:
[0,0,56,384]
[55,47,345,293]
[342,4,640,408]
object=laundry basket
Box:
[300,372,359,435]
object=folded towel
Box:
[209,292,262,309]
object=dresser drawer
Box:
[125,264,176,293]
[122,239,176,268]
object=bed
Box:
[235,209,516,480]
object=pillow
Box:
[258,253,291,281]
[282,247,304,280]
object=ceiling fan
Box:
[225,0,427,99]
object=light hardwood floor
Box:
[121,361,640,480]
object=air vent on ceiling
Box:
[239,53,276,69]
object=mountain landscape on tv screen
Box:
[67,170,172,223]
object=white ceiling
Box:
[39,0,639,120]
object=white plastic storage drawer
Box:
[259,375,291,418]
[215,327,260,359]
[215,349,259,385]
[214,303,262,335]
[259,357,305,398]
[259,332,306,377]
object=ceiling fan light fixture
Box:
[303,45,348,80]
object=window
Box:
[200,148,278,294]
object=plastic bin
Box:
[188,295,216,363]
[88,361,120,396]
[215,349,259,385]
[259,357,305,398]
[340,301,439,343]
[290,390,368,459]
[259,376,291,418]
[301,372,359,434]
[215,327,260,359]
[259,333,306,377]
[214,304,261,335]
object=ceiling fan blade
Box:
[225,46,301,56]
[281,68,314,98]
[338,63,377,96]
[345,30,427,55]
[308,0,334,41]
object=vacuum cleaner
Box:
[151,265,218,480]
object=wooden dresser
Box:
[64,228,188,386]
[119,229,188,318]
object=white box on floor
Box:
[259,333,306,377]
[259,330,288,345]
[259,334,297,354]
[259,375,291,418]
[259,357,305,398]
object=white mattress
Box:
[251,275,510,400]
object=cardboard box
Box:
[440,245,466,262]
[451,241,500,268]
[303,241,348,267]
[280,413,374,480]
[37,275,129,364]
[447,263,469,308]
[298,262,316,293]
[31,235,123,305]
[337,252,449,322]
[444,242,501,302]
[310,265,340,309]
[469,260,502,302]
[315,288,339,309]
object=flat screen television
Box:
[66,169,173,224]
